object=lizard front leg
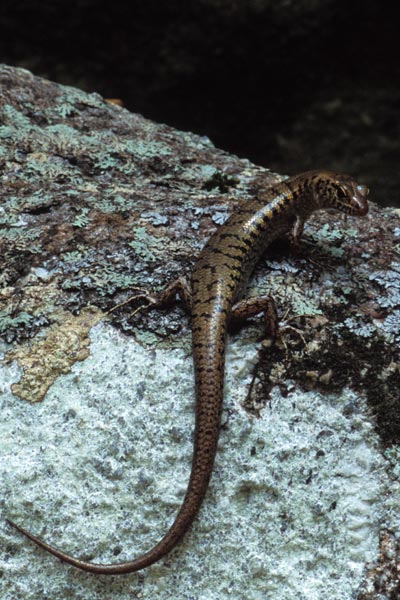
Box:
[108,276,192,317]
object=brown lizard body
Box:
[7,170,369,574]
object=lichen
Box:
[3,307,103,402]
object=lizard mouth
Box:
[351,183,369,216]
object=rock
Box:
[0,65,399,600]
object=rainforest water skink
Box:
[7,170,369,574]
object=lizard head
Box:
[311,171,369,216]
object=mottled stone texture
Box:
[0,66,399,599]
[0,64,273,341]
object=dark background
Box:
[0,0,399,206]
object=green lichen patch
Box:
[128,226,165,261]
[0,278,60,343]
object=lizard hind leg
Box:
[230,295,308,346]
[230,294,279,339]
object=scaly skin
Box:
[7,170,369,574]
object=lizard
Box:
[7,170,369,574]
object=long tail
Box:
[6,461,214,574]
[7,324,225,574]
